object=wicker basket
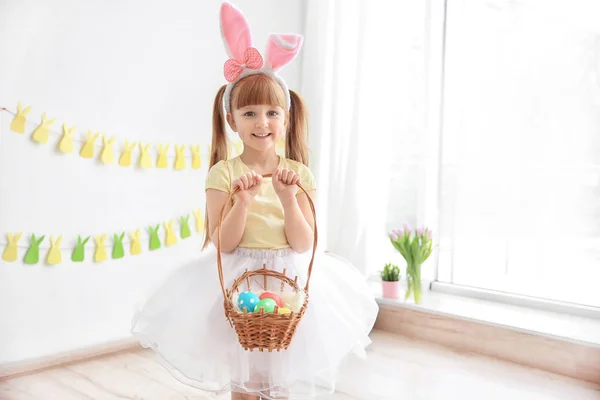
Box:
[216,177,317,352]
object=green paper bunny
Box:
[72,235,90,262]
[112,232,125,259]
[180,215,191,239]
[148,225,161,250]
[24,234,45,264]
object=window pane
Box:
[439,0,600,307]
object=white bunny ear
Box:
[220,2,253,61]
[265,33,303,72]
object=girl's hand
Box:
[232,171,262,205]
[273,168,301,205]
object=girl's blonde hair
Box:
[202,74,309,249]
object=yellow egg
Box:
[278,307,291,315]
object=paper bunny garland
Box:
[220,2,304,112]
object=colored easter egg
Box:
[238,291,260,312]
[278,307,291,315]
[255,298,277,313]
[259,291,283,307]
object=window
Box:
[436,0,600,308]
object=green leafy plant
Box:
[380,262,400,282]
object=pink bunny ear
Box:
[220,2,253,60]
[265,33,303,72]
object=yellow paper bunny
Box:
[31,113,56,144]
[191,145,201,169]
[193,209,205,233]
[10,102,32,134]
[94,234,108,262]
[139,143,152,168]
[58,124,76,153]
[80,131,100,159]
[46,235,63,265]
[100,135,115,164]
[2,232,22,262]
[174,145,186,170]
[119,140,136,167]
[164,220,177,246]
[130,229,142,255]
[156,144,170,169]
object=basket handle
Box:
[216,174,318,301]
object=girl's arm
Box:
[281,190,316,254]
[206,189,248,253]
[206,171,262,253]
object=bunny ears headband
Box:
[220,2,303,113]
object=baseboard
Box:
[374,303,600,385]
[0,337,141,380]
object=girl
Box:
[131,3,378,399]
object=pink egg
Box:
[259,292,283,308]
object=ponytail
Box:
[286,90,309,166]
[210,85,229,169]
[202,85,228,250]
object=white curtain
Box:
[299,0,436,275]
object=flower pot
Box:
[382,281,401,299]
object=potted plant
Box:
[380,262,401,299]
[389,223,435,304]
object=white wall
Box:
[0,0,305,364]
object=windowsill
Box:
[370,279,600,347]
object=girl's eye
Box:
[244,111,255,117]
[268,111,279,117]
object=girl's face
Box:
[227,104,286,152]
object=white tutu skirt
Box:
[131,247,378,399]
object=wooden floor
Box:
[1,330,599,400]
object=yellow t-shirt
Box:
[205,156,316,250]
